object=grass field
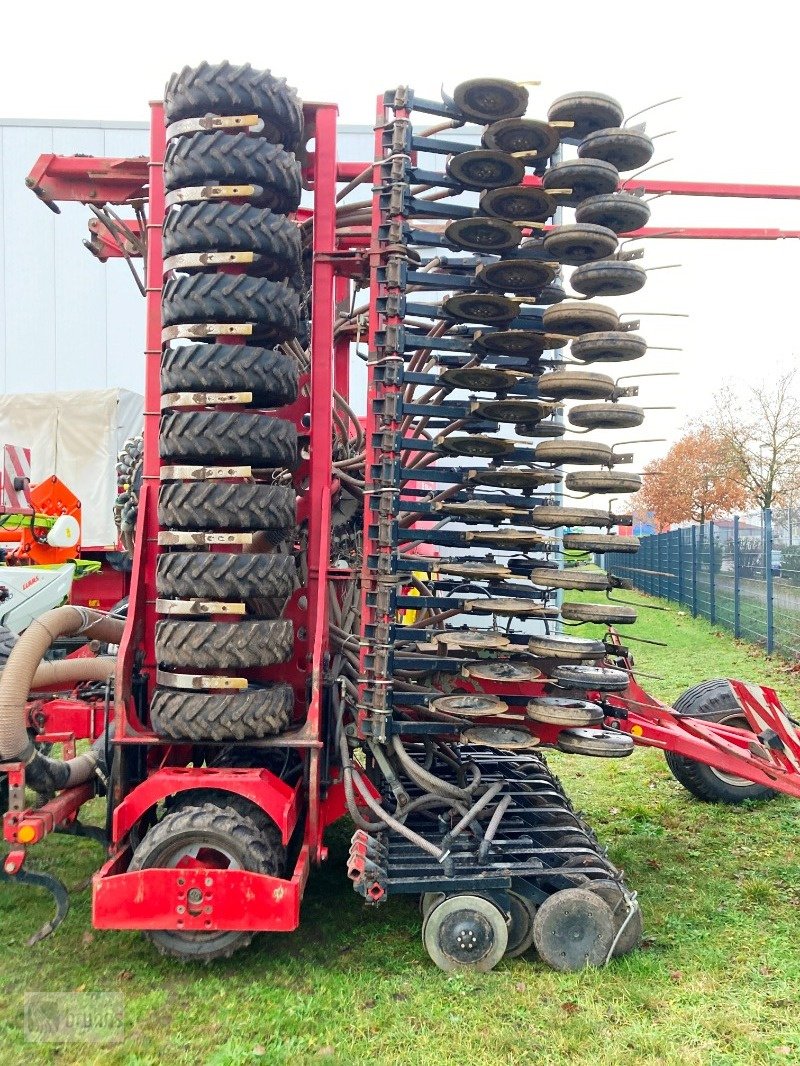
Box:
[1,589,800,1066]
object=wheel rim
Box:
[708,713,756,786]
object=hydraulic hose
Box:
[0,607,125,788]
[390,735,473,803]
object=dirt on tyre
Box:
[159,482,295,534]
[665,680,777,803]
[156,552,296,605]
[129,802,285,961]
[164,132,301,213]
[161,344,298,406]
[150,686,294,742]
[160,411,297,467]
[162,274,300,343]
[155,619,294,670]
[163,203,301,278]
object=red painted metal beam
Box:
[625,227,800,240]
[26,154,149,211]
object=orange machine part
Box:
[0,476,81,565]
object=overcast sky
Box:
[2,0,798,469]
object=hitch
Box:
[1,850,70,945]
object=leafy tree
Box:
[713,368,800,510]
[633,425,748,528]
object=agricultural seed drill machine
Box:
[2,63,800,972]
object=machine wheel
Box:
[162,203,301,277]
[575,192,650,234]
[422,894,509,972]
[563,532,640,554]
[445,217,520,254]
[565,471,642,493]
[538,370,615,400]
[569,403,645,430]
[561,602,638,625]
[547,92,624,141]
[527,633,605,660]
[157,552,296,604]
[159,411,297,468]
[161,344,298,406]
[155,619,294,670]
[527,698,604,727]
[446,150,525,191]
[452,78,528,123]
[479,185,554,223]
[163,132,302,213]
[164,61,304,150]
[482,118,559,159]
[532,887,615,971]
[159,482,296,534]
[571,331,647,364]
[442,293,516,325]
[542,223,618,265]
[532,505,617,529]
[534,441,614,466]
[665,679,777,803]
[477,258,555,295]
[129,802,284,961]
[529,568,611,591]
[505,891,538,958]
[552,665,630,693]
[435,436,514,459]
[585,879,643,956]
[165,789,285,852]
[542,301,619,336]
[578,127,654,172]
[557,728,635,757]
[470,467,561,490]
[516,420,566,439]
[571,261,647,298]
[162,274,300,342]
[150,686,293,741]
[542,159,619,206]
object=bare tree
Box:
[713,368,800,510]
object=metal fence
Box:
[608,510,800,659]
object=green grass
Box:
[2,589,800,1066]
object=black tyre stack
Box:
[154,61,306,743]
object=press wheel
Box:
[477,258,556,295]
[532,888,616,971]
[568,403,645,430]
[579,127,654,172]
[527,697,605,727]
[575,192,650,234]
[468,466,561,490]
[446,150,525,191]
[445,216,521,254]
[543,223,618,266]
[453,78,528,123]
[443,292,517,325]
[585,880,643,956]
[547,92,624,141]
[505,891,538,958]
[483,118,560,159]
[542,301,619,336]
[571,260,646,298]
[422,893,509,972]
[430,693,509,718]
[480,185,555,223]
[435,435,515,458]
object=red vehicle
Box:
[2,66,800,973]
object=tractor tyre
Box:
[129,802,285,961]
[161,344,298,407]
[160,411,297,468]
[156,552,296,604]
[165,788,286,853]
[162,203,301,278]
[150,686,293,742]
[155,619,294,670]
[162,274,300,343]
[163,132,302,213]
[164,61,304,151]
[665,679,777,803]
[158,482,296,534]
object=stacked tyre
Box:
[154,61,306,745]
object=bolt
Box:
[187,888,203,905]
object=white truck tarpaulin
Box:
[0,388,143,549]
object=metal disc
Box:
[422,893,509,972]
[474,398,552,424]
[527,633,605,660]
[527,697,605,727]
[437,561,512,579]
[439,367,527,392]
[505,891,538,957]
[445,217,521,254]
[446,150,525,191]
[469,466,561,489]
[532,888,616,971]
[430,693,509,717]
[463,726,540,750]
[435,435,515,458]
[463,661,542,683]
[453,78,529,123]
[477,258,556,295]
[464,598,560,618]
[556,728,635,757]
[483,118,560,159]
[442,292,517,325]
[436,630,510,650]
[585,880,643,956]
[480,185,555,223]
[552,666,630,692]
